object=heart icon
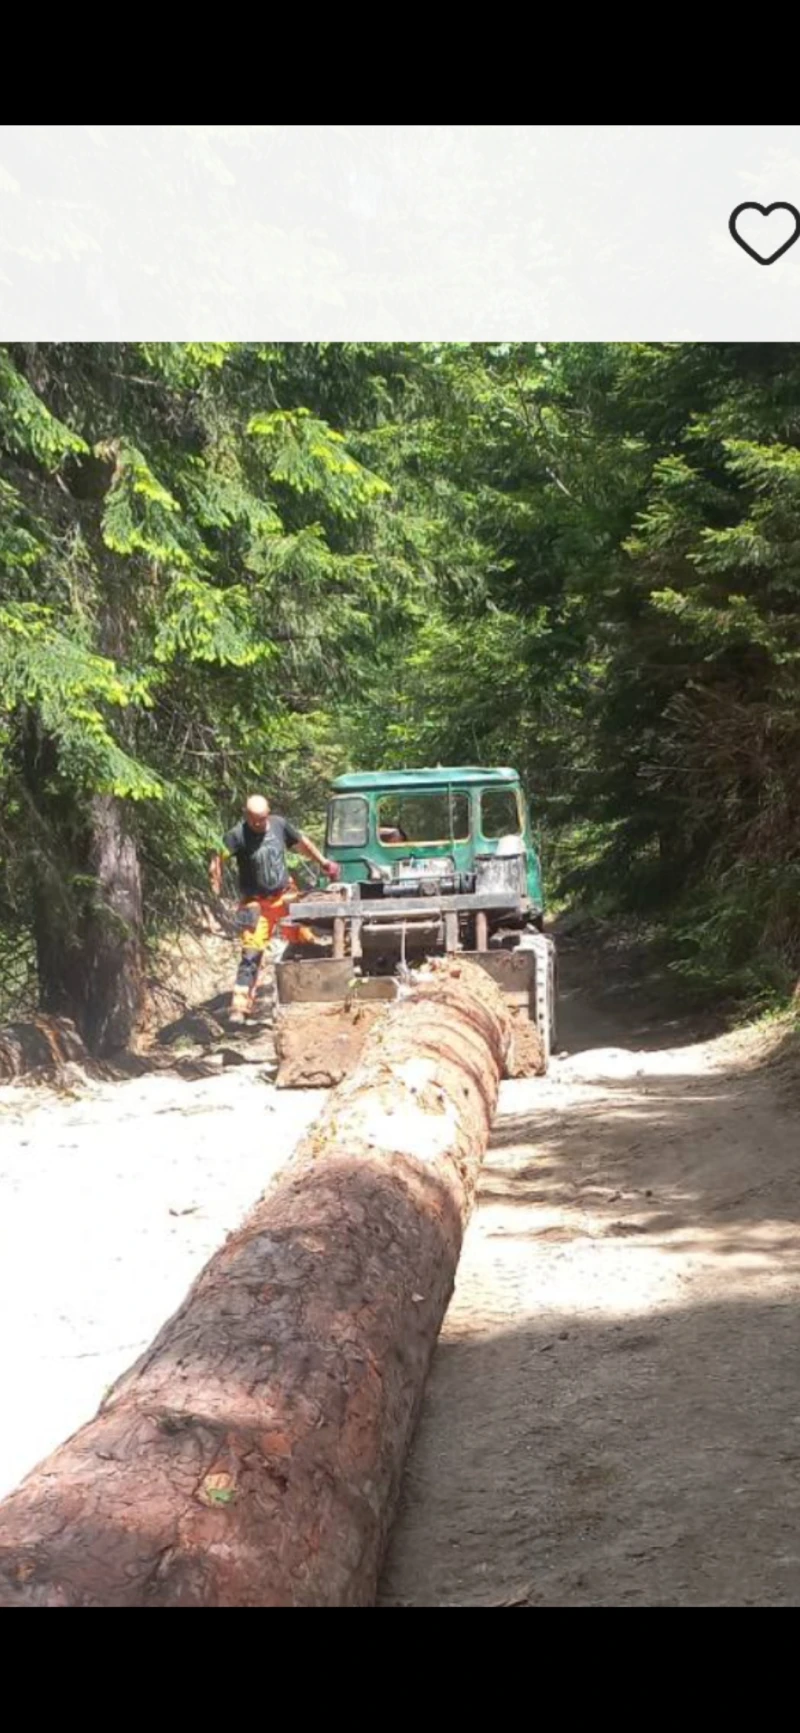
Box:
[729,201,800,266]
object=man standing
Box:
[209,794,339,1023]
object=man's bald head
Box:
[244,794,270,833]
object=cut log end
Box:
[505,1010,546,1078]
[274,1001,388,1088]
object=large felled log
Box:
[0,960,510,1608]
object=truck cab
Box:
[324,766,544,921]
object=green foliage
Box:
[0,602,160,797]
[3,338,800,1023]
[100,442,189,565]
[666,864,800,1007]
[152,577,274,668]
[0,352,87,468]
[248,407,390,518]
[0,342,404,980]
[343,340,800,1007]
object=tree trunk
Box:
[0,961,510,1608]
[35,795,144,1056]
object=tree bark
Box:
[35,795,144,1056]
[0,1015,90,1082]
[0,960,510,1608]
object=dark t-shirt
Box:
[223,816,301,898]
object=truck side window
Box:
[481,789,522,838]
[328,795,368,847]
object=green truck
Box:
[275,765,557,1084]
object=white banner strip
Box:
[1,126,799,339]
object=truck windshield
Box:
[377,791,470,844]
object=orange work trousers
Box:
[230,879,313,1016]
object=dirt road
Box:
[380,946,800,1607]
[2,938,799,1604]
